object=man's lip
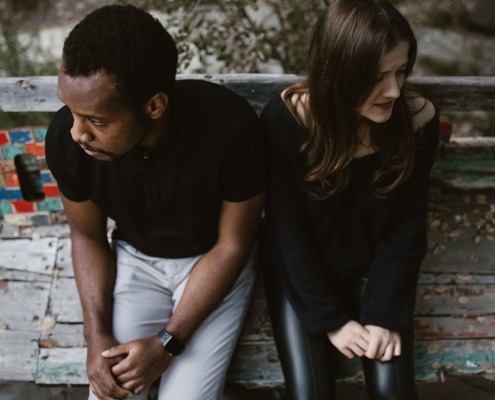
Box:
[80,146,102,157]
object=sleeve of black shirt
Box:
[45,106,90,202]
[360,110,440,333]
[261,96,352,335]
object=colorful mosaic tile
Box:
[37,197,63,212]
[43,184,60,198]
[0,201,13,215]
[0,131,9,146]
[0,125,65,224]
[34,127,48,143]
[8,129,34,144]
[25,143,46,156]
[1,144,25,160]
[0,188,23,200]
[40,170,55,184]
[4,172,19,187]
[11,200,35,213]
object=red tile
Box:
[4,172,19,187]
[11,200,35,212]
[0,131,9,146]
[43,184,60,197]
[25,143,46,156]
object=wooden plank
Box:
[424,189,495,273]
[54,238,73,278]
[40,323,85,349]
[418,272,495,285]
[416,284,495,316]
[49,277,82,323]
[36,347,87,385]
[0,280,51,331]
[415,316,495,339]
[415,339,495,381]
[0,268,53,282]
[1,75,494,112]
[33,338,495,386]
[0,330,39,381]
[237,275,275,343]
[227,342,283,389]
[0,237,58,275]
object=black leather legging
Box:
[263,264,417,400]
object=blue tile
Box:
[0,188,23,200]
[9,129,34,144]
[40,170,55,184]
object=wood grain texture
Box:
[0,75,494,112]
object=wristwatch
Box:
[157,328,185,356]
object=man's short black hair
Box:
[62,4,178,110]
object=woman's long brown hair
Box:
[283,0,419,199]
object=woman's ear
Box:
[145,92,169,119]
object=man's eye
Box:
[88,118,106,127]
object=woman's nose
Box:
[382,76,401,99]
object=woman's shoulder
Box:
[405,92,437,132]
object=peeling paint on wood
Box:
[1,75,494,112]
[36,348,87,385]
[0,238,57,274]
[0,331,39,381]
[49,278,82,323]
[1,170,495,387]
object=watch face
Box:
[158,329,185,356]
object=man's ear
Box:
[145,92,169,119]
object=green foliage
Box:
[117,0,329,74]
[0,0,57,128]
[418,55,480,76]
[423,4,470,30]
[0,0,57,77]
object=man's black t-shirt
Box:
[46,80,267,258]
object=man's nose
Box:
[70,116,92,143]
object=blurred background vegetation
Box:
[0,0,494,135]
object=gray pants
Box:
[89,239,257,400]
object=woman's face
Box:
[358,41,410,124]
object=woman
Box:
[260,1,438,399]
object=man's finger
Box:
[101,344,128,358]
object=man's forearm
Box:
[165,243,251,342]
[71,236,116,341]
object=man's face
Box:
[57,68,149,161]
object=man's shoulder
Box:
[174,79,254,113]
[46,106,73,142]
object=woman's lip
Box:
[375,101,394,110]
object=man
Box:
[45,5,267,400]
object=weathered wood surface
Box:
[1,74,495,388]
[1,75,495,112]
[433,143,495,189]
[1,189,495,386]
